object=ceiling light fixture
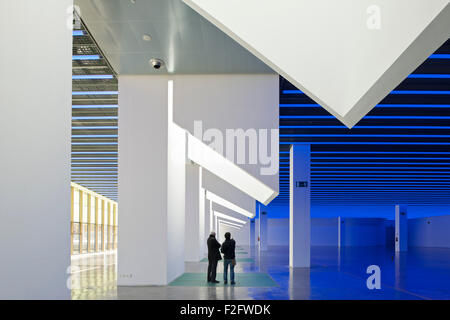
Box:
[149,58,164,70]
[142,34,152,41]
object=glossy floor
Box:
[71,246,450,300]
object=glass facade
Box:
[71,182,118,255]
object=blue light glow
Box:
[280,134,450,138]
[280,125,450,129]
[280,115,450,119]
[280,104,450,108]
[311,151,450,154]
[429,54,450,59]
[73,30,84,36]
[308,162,450,166]
[408,74,450,79]
[310,168,450,171]
[72,75,114,80]
[280,142,450,145]
[282,90,450,95]
[72,55,100,60]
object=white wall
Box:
[0,0,72,299]
[409,215,450,248]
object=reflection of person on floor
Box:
[221,232,236,285]
[207,231,222,283]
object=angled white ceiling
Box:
[183,0,450,127]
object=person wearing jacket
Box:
[220,232,236,285]
[207,231,222,283]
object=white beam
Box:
[219,221,241,230]
[214,211,247,225]
[188,134,278,205]
[206,190,254,218]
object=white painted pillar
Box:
[0,0,72,299]
[289,144,311,268]
[199,182,206,258]
[185,163,203,262]
[338,216,345,248]
[215,214,218,234]
[250,220,256,248]
[118,78,186,285]
[204,197,212,254]
[260,211,268,251]
[255,217,260,248]
[395,205,408,252]
[209,200,214,232]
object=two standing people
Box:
[206,231,236,285]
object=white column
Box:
[289,144,311,268]
[260,211,268,251]
[185,163,203,262]
[204,197,212,253]
[199,179,206,258]
[0,0,72,299]
[118,78,186,285]
[395,205,408,252]
[250,219,256,248]
[255,217,260,248]
[338,216,345,248]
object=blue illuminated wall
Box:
[409,215,450,248]
[265,204,450,219]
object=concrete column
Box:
[260,211,268,251]
[185,163,203,262]
[0,0,72,299]
[395,205,408,252]
[250,220,256,248]
[118,78,186,285]
[289,144,311,268]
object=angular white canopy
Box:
[183,0,450,127]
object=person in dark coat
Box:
[207,231,222,283]
[220,232,236,285]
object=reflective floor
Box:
[71,246,450,300]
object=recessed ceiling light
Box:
[130,0,136,4]
[142,34,152,41]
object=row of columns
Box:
[252,144,409,270]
